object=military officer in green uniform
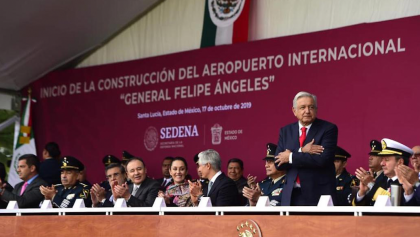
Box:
[243,143,286,206]
[334,146,358,206]
[40,156,91,208]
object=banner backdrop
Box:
[30,15,420,183]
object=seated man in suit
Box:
[0,154,47,208]
[353,138,415,206]
[243,143,286,206]
[227,158,248,205]
[156,156,174,191]
[40,156,91,208]
[99,155,121,191]
[112,157,160,207]
[410,146,420,178]
[189,149,240,206]
[91,163,127,207]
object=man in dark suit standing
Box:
[275,91,338,206]
[113,157,160,207]
[39,142,61,186]
[190,149,239,206]
[0,154,47,208]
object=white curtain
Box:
[77,0,420,68]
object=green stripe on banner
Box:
[200,0,217,48]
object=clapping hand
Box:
[242,183,262,206]
[396,165,417,195]
[158,190,171,204]
[188,180,203,205]
[114,182,130,200]
[40,185,56,200]
[247,174,257,189]
[354,167,374,196]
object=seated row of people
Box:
[2,137,420,208]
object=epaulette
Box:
[261,177,271,183]
[80,183,89,187]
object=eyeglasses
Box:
[412,153,420,158]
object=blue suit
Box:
[275,118,338,206]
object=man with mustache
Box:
[40,156,91,208]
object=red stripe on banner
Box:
[232,0,251,44]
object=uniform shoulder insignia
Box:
[80,189,90,199]
[80,183,89,187]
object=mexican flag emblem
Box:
[201,0,251,48]
[8,89,37,186]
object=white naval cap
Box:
[378,138,413,159]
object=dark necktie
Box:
[386,179,392,192]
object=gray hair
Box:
[293,91,318,109]
[198,149,221,171]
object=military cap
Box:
[263,143,277,160]
[61,156,84,171]
[378,138,413,161]
[102,155,120,167]
[122,150,134,162]
[335,146,351,161]
[368,140,382,155]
